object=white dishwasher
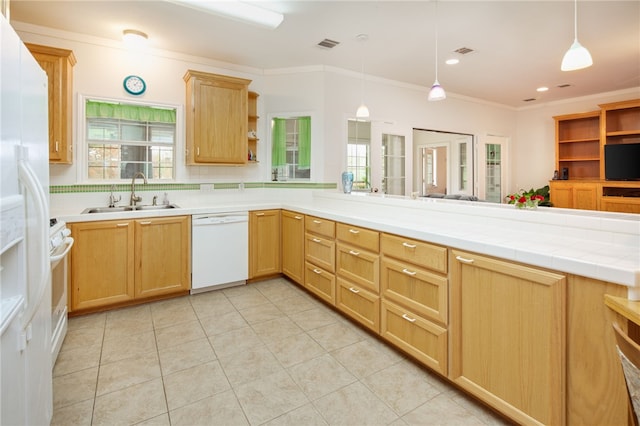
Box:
[191,212,248,293]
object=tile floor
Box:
[52,277,510,425]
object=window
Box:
[271,116,311,180]
[347,119,371,191]
[85,99,176,180]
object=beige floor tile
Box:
[332,339,403,379]
[135,413,171,426]
[208,325,264,358]
[158,337,216,376]
[66,312,106,332]
[235,370,309,425]
[262,403,329,426]
[251,316,304,344]
[307,321,365,352]
[289,307,338,331]
[239,302,285,324]
[226,286,270,310]
[96,350,161,396]
[449,389,512,425]
[60,326,104,353]
[104,317,154,340]
[218,344,284,387]
[150,296,197,328]
[101,330,157,364]
[266,332,325,368]
[272,294,319,316]
[53,343,101,377]
[401,393,485,426]
[52,367,98,409]
[313,381,399,425]
[169,389,249,426]
[50,397,94,426]
[190,289,236,319]
[154,319,205,349]
[163,360,230,411]
[254,279,305,302]
[92,378,167,426]
[288,354,357,400]
[104,305,153,339]
[199,309,248,336]
[362,360,442,416]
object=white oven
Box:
[49,219,73,364]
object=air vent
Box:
[317,38,340,49]
[523,98,537,102]
[557,83,571,88]
[454,47,474,55]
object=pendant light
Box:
[428,1,446,101]
[561,0,593,71]
[356,34,370,119]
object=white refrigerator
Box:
[0,14,53,426]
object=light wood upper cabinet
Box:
[249,210,281,279]
[25,43,76,164]
[184,70,251,165]
[450,249,566,426]
[281,210,305,285]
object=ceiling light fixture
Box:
[122,29,148,49]
[561,0,592,71]
[168,0,283,29]
[428,1,446,101]
[356,34,370,119]
[445,58,459,65]
[537,87,549,92]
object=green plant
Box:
[506,185,552,208]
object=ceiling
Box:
[9,1,640,107]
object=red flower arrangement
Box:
[506,190,545,209]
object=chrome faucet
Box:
[130,172,148,206]
[108,184,121,208]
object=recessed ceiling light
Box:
[445,58,459,65]
[537,87,549,92]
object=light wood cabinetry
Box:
[25,43,76,164]
[554,111,601,180]
[304,216,336,304]
[69,216,190,313]
[549,180,599,210]
[248,91,259,162]
[249,210,281,279]
[281,210,305,285]
[335,224,380,333]
[184,70,251,165]
[450,249,566,426]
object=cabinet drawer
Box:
[336,223,379,252]
[336,278,380,333]
[305,216,335,239]
[305,233,335,272]
[381,233,447,274]
[305,262,335,305]
[336,243,379,294]
[381,300,447,376]
[381,257,447,325]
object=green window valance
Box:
[86,100,176,124]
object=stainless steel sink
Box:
[82,204,180,214]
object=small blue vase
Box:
[342,171,354,194]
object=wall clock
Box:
[123,75,146,95]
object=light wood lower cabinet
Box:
[549,180,599,210]
[69,216,190,313]
[450,249,566,426]
[304,261,335,304]
[249,210,281,279]
[336,243,379,294]
[281,210,305,285]
[336,278,380,333]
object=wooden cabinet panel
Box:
[305,261,335,305]
[249,210,281,279]
[26,43,76,164]
[381,257,447,325]
[135,216,190,298]
[305,233,335,273]
[281,210,305,285]
[381,233,447,274]
[336,278,380,333]
[381,299,447,376]
[336,243,379,293]
[336,223,379,252]
[549,180,599,210]
[69,220,135,311]
[450,250,566,426]
[305,216,335,239]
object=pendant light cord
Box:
[573,0,578,40]
[434,0,439,80]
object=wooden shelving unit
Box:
[554,111,601,180]
[248,91,259,163]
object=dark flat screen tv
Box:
[604,143,640,181]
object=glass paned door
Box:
[382,133,405,195]
[477,135,508,203]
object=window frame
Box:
[268,112,314,182]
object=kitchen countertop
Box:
[55,189,640,297]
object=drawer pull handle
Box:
[55,141,59,152]
[294,216,302,220]
[313,219,322,224]
[402,242,417,249]
[312,238,322,243]
[349,287,360,294]
[349,229,360,234]
[139,221,152,225]
[456,255,475,264]
[402,268,416,276]
[402,313,416,323]
[313,268,322,274]
[116,223,128,227]
[349,250,360,256]
[256,213,265,216]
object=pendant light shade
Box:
[356,34,370,118]
[561,0,593,71]
[428,1,446,101]
[356,104,370,119]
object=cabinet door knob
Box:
[455,255,475,264]
[54,141,59,152]
[312,268,322,274]
[312,238,322,243]
[116,223,128,227]
[402,242,417,249]
[348,287,360,294]
[313,219,322,224]
[402,313,416,323]
[349,250,360,256]
[139,221,152,225]
[401,268,416,276]
[294,216,302,220]
[349,229,360,234]
[256,213,265,216]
